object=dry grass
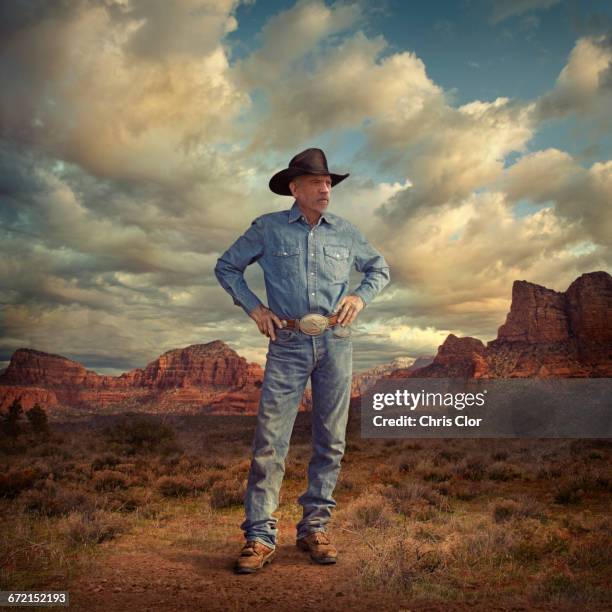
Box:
[0,415,610,608]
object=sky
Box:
[0,0,611,375]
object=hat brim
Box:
[269,168,350,196]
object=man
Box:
[214,148,390,574]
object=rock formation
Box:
[389,271,611,379]
[0,342,267,415]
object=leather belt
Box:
[282,312,340,336]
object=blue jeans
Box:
[240,324,353,549]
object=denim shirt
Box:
[214,200,391,320]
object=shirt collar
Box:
[287,200,335,225]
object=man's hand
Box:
[249,304,286,341]
[336,294,365,327]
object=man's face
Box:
[289,174,332,217]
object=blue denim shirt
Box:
[214,200,391,320]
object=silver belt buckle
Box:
[298,313,329,336]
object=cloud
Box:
[0,1,249,182]
[107,0,240,60]
[498,149,612,246]
[487,0,561,25]
[236,0,362,89]
[241,28,443,154]
[368,97,536,223]
[535,34,612,127]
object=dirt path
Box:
[67,515,458,612]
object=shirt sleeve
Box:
[214,216,265,316]
[350,225,391,307]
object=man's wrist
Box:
[349,293,366,309]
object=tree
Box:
[1,398,24,438]
[26,403,50,435]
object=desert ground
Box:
[1,403,610,611]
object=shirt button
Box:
[310,272,314,275]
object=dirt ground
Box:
[67,514,514,612]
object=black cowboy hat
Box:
[269,148,350,196]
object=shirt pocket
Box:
[323,244,351,282]
[271,246,300,276]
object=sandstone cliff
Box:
[0,342,266,414]
[389,271,611,379]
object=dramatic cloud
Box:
[369,97,536,223]
[0,1,249,182]
[0,1,609,374]
[535,34,612,127]
[242,29,443,153]
[498,149,612,246]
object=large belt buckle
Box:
[298,313,329,336]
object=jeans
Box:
[240,323,353,549]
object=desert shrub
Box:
[156,475,195,498]
[102,417,179,454]
[534,572,586,605]
[491,451,509,461]
[357,534,446,594]
[342,491,395,529]
[384,481,451,516]
[491,496,547,523]
[448,481,485,501]
[554,479,585,505]
[92,470,129,491]
[91,453,122,471]
[0,520,71,589]
[60,510,126,545]
[451,522,515,570]
[227,458,251,475]
[454,456,486,481]
[104,489,153,513]
[209,478,247,509]
[492,499,521,523]
[336,473,356,492]
[19,482,96,517]
[398,460,415,474]
[487,462,522,481]
[536,465,563,479]
[198,469,225,489]
[567,536,612,571]
[432,450,464,466]
[420,467,453,483]
[0,468,40,498]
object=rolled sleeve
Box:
[214,217,265,316]
[350,226,390,307]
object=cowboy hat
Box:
[269,148,350,196]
